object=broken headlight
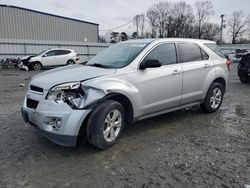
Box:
[46,82,84,108]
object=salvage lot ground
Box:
[0,64,249,188]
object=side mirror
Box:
[139,59,161,70]
[42,54,47,57]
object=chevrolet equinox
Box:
[21,39,230,150]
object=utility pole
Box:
[220,14,226,45]
[135,15,139,35]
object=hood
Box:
[30,65,116,90]
[20,55,34,61]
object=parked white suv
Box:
[21,39,230,150]
[18,48,79,70]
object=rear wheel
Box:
[201,82,224,113]
[87,100,125,150]
[67,60,75,65]
[32,62,43,71]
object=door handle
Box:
[172,69,181,75]
[204,63,210,68]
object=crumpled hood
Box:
[20,55,34,61]
[30,65,116,90]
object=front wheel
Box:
[87,100,125,150]
[201,82,224,113]
[32,62,43,71]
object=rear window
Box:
[178,43,203,63]
[204,43,225,58]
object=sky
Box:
[1,0,250,40]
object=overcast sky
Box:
[1,0,250,39]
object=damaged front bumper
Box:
[21,97,91,147]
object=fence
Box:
[1,39,250,61]
[220,44,250,54]
[0,39,111,62]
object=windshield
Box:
[86,42,148,68]
[37,50,47,56]
[204,43,225,58]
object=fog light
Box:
[55,119,61,129]
[46,117,62,131]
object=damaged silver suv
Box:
[22,39,230,150]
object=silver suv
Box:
[21,39,230,150]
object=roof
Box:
[0,4,99,26]
[124,38,216,44]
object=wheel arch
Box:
[77,92,134,143]
[213,77,226,91]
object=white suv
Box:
[18,48,79,70]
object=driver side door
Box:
[137,43,183,116]
[42,50,58,66]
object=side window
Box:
[143,43,177,66]
[45,50,56,57]
[58,50,71,55]
[201,49,209,60]
[178,43,203,63]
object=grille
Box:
[30,85,43,93]
[26,98,39,109]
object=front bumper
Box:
[21,97,91,147]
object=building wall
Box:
[0,5,99,42]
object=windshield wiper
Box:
[87,63,113,68]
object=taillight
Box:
[226,60,231,71]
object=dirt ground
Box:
[0,64,249,188]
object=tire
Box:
[201,82,224,113]
[32,62,43,71]
[87,100,125,150]
[67,60,75,65]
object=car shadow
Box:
[34,105,209,155]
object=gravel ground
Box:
[0,64,249,188]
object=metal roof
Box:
[0,4,99,26]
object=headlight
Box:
[46,82,84,108]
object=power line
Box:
[99,19,134,31]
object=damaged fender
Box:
[72,86,106,109]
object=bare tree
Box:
[171,1,195,38]
[202,23,220,40]
[134,14,146,38]
[149,1,171,38]
[228,11,247,44]
[146,9,158,38]
[195,1,214,39]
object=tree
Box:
[134,14,146,37]
[146,9,158,38]
[110,32,119,43]
[202,23,220,40]
[228,11,247,44]
[171,1,195,38]
[120,32,128,41]
[194,1,214,39]
[99,35,107,43]
[149,1,171,38]
[131,32,139,39]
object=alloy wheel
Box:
[210,88,222,109]
[103,109,122,142]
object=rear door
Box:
[177,42,214,105]
[56,50,71,65]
